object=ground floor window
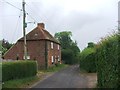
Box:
[51,56,54,64]
[23,55,30,60]
[58,56,60,62]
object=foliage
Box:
[2,39,13,50]
[2,76,38,88]
[80,43,96,72]
[54,31,80,64]
[62,49,74,64]
[96,33,119,88]
[0,39,13,55]
[80,47,96,58]
[87,42,95,48]
[54,31,72,49]
[2,61,37,82]
[0,63,2,88]
[44,64,68,72]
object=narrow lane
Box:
[32,65,88,88]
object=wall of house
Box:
[47,41,61,67]
[27,40,46,69]
[3,40,61,69]
[3,40,46,69]
[3,41,23,60]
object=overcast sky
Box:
[0,0,119,50]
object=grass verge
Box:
[2,76,39,88]
[2,64,68,88]
[41,64,68,72]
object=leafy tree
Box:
[54,31,80,64]
[0,39,13,55]
[80,42,96,72]
[54,31,73,49]
[87,42,95,48]
[2,39,13,50]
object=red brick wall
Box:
[26,40,46,69]
[3,41,24,60]
[4,40,61,69]
[4,40,46,69]
[47,41,61,67]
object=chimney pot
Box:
[37,23,45,30]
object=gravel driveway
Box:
[32,65,92,88]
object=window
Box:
[58,45,60,50]
[55,56,56,63]
[51,56,54,64]
[51,42,53,49]
[23,55,30,60]
[58,56,60,62]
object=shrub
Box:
[0,63,2,82]
[80,47,96,72]
[2,61,37,82]
[96,34,119,88]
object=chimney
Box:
[37,23,45,30]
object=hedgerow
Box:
[2,61,37,82]
[80,47,96,72]
[96,34,119,88]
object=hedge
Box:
[80,47,96,72]
[2,61,37,82]
[96,34,119,88]
[0,63,2,82]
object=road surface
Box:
[32,65,90,88]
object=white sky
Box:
[0,0,119,50]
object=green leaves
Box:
[80,43,96,73]
[54,31,73,49]
[54,31,80,64]
[2,61,37,82]
[96,33,119,88]
[0,39,13,55]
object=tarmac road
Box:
[32,65,88,88]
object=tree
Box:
[0,39,13,55]
[2,39,13,50]
[54,31,80,64]
[87,42,95,48]
[54,31,73,49]
[79,42,96,72]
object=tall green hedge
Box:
[118,33,120,88]
[2,61,37,82]
[96,34,119,88]
[80,47,96,72]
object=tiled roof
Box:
[19,24,60,44]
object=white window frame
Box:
[58,45,60,50]
[58,56,60,61]
[51,42,53,49]
[51,56,54,63]
[23,55,30,60]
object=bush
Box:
[2,61,37,82]
[0,63,2,82]
[62,49,74,64]
[96,34,119,88]
[80,47,96,72]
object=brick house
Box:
[3,23,61,69]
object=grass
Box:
[79,68,88,73]
[42,64,68,72]
[2,76,39,88]
[2,63,68,88]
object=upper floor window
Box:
[51,42,53,49]
[58,45,60,50]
